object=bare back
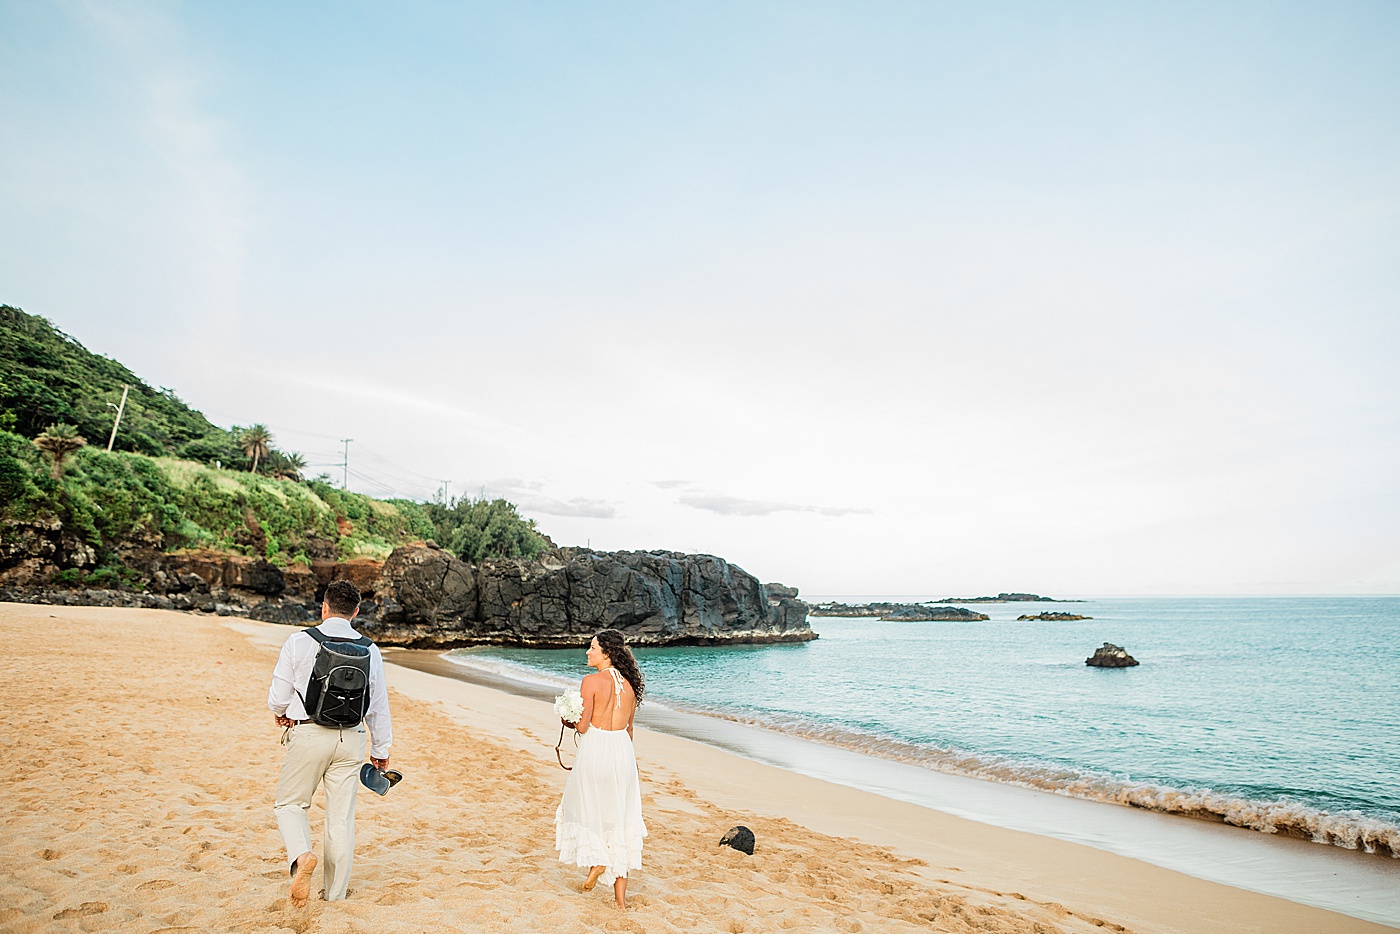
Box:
[581,668,636,733]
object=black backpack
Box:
[297,628,374,728]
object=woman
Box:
[555,629,648,909]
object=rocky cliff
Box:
[367,544,811,647]
[0,525,813,647]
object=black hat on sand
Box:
[360,764,403,796]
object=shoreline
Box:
[3,603,1394,934]
[391,646,1400,930]
[417,646,1400,860]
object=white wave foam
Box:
[679,706,1400,858]
[444,654,1400,859]
[440,652,578,691]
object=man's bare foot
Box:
[289,852,317,907]
[581,866,604,891]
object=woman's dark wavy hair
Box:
[595,629,645,707]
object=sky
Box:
[2,1,1398,595]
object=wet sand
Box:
[0,603,1391,933]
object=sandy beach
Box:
[0,604,1391,934]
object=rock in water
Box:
[719,825,755,855]
[1086,643,1139,667]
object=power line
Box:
[346,466,420,500]
[196,410,463,489]
[355,445,450,485]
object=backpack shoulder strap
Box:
[302,628,372,647]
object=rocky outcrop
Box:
[0,585,263,618]
[1086,643,1139,667]
[764,583,799,602]
[936,593,1082,603]
[0,518,97,587]
[0,537,813,647]
[883,606,989,621]
[809,601,990,622]
[1018,612,1092,621]
[367,544,813,647]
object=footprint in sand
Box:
[52,902,108,919]
[375,883,418,906]
[137,879,177,891]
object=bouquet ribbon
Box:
[555,722,578,770]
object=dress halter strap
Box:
[603,667,626,709]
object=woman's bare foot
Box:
[289,852,317,907]
[613,876,627,909]
[581,866,604,891]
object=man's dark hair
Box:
[323,580,361,618]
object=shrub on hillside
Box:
[424,496,550,563]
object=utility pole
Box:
[105,384,130,452]
[340,438,353,489]
[438,480,452,503]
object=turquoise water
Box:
[449,596,1400,856]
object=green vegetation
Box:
[0,437,549,578]
[238,424,272,473]
[0,304,555,584]
[0,305,300,476]
[1,304,244,464]
[0,434,427,563]
[423,496,550,562]
[33,422,87,478]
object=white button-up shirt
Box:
[267,617,393,759]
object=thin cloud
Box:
[650,479,693,489]
[678,493,870,518]
[468,478,618,519]
[516,495,616,519]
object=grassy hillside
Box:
[0,431,550,587]
[0,303,551,586]
[0,305,245,464]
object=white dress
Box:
[554,668,647,886]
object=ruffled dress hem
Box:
[555,807,647,886]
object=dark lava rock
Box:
[223,556,286,596]
[811,602,989,622]
[1086,643,1139,667]
[882,605,990,622]
[1018,612,1093,621]
[719,825,755,855]
[377,543,477,625]
[934,592,1072,603]
[0,531,814,648]
[366,544,814,648]
[764,582,799,601]
[249,601,315,625]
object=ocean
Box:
[442,596,1400,919]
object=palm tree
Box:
[264,449,307,481]
[34,423,87,479]
[239,424,273,474]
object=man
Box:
[268,579,392,906]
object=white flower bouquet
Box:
[554,690,584,726]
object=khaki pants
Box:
[273,722,366,901]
